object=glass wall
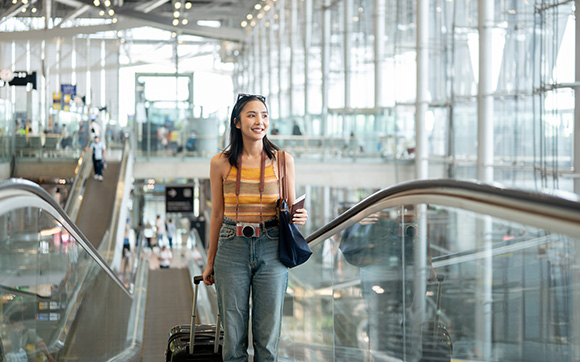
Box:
[0,203,135,360]
[0,99,13,160]
[235,0,577,193]
[283,200,580,361]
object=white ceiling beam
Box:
[135,0,170,14]
[54,0,87,7]
[0,17,244,42]
[56,4,91,28]
[0,4,28,25]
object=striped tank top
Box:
[223,162,279,221]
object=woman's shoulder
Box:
[210,152,231,173]
[276,150,295,163]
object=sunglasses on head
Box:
[236,93,266,103]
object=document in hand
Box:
[291,194,306,220]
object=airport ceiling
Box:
[0,0,258,42]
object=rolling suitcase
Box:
[166,275,223,362]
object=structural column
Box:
[415,0,428,180]
[414,1,429,358]
[574,0,580,194]
[374,0,385,113]
[268,21,275,107]
[573,2,580,360]
[303,0,312,135]
[277,0,285,118]
[289,0,297,117]
[321,0,331,137]
[343,0,352,112]
[476,0,494,360]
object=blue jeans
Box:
[214,217,288,362]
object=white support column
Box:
[374,0,385,112]
[304,0,312,134]
[105,39,120,124]
[415,0,428,180]
[477,0,494,183]
[277,0,285,118]
[344,0,352,112]
[253,30,258,92]
[321,0,331,136]
[258,26,264,95]
[75,37,88,106]
[268,22,275,107]
[476,1,494,360]
[289,0,297,117]
[85,37,92,107]
[574,0,580,194]
[573,1,580,359]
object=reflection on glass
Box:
[283,203,580,362]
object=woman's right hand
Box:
[203,266,215,285]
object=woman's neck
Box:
[242,142,263,159]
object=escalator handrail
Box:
[0,177,132,297]
[306,178,580,245]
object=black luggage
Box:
[166,275,223,362]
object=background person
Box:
[89,135,106,181]
[157,245,173,268]
[202,93,308,362]
[8,311,57,362]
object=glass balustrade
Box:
[282,187,580,362]
[0,200,136,361]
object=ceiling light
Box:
[172,19,179,26]
[22,0,28,4]
[93,0,100,6]
[21,7,26,12]
[185,2,192,9]
[104,0,111,7]
[182,19,188,25]
[112,17,118,23]
[108,9,115,16]
[175,2,182,9]
[31,7,37,13]
[250,20,256,26]
[241,20,248,27]
[246,14,253,20]
[172,32,177,37]
[99,10,105,16]
[174,11,180,17]
[257,13,263,19]
[264,4,271,11]
[255,4,262,10]
[12,0,17,4]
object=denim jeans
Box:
[214,217,288,362]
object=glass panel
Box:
[283,202,580,361]
[0,205,133,361]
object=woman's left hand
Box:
[292,209,308,225]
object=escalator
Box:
[1,179,579,361]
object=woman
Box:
[202,94,308,361]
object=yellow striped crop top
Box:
[223,162,279,221]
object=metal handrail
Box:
[306,179,580,247]
[0,177,133,296]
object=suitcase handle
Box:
[189,275,221,355]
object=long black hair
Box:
[224,94,279,167]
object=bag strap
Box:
[277,151,288,202]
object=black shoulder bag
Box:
[277,151,312,268]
